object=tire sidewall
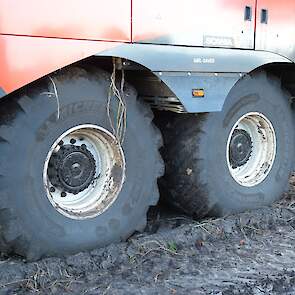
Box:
[6,72,157,255]
[205,74,294,214]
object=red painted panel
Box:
[256,0,295,61]
[0,0,131,42]
[133,0,256,49]
[0,35,118,93]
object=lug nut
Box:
[58,140,64,146]
[81,144,86,149]
[50,187,56,193]
[61,192,67,198]
[70,138,76,144]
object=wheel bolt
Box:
[81,144,86,149]
[61,192,67,198]
[70,138,76,144]
[50,187,56,193]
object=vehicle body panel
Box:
[0,35,117,93]
[255,0,295,61]
[133,0,256,49]
[0,0,131,42]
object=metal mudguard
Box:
[0,87,5,98]
[98,44,292,112]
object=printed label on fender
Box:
[193,57,215,64]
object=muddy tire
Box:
[160,72,294,218]
[0,67,163,260]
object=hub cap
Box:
[43,125,125,220]
[229,129,252,169]
[48,145,96,194]
[226,112,276,187]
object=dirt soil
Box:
[1,179,295,295]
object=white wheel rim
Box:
[226,112,276,187]
[43,124,125,220]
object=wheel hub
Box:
[229,129,252,169]
[226,112,276,187]
[44,125,126,220]
[48,144,96,194]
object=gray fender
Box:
[0,87,6,99]
[98,44,292,112]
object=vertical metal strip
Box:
[131,0,133,42]
[254,0,258,49]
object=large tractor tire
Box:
[160,72,294,218]
[0,67,163,260]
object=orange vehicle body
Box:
[0,0,294,96]
[0,0,132,94]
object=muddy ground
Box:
[1,181,295,295]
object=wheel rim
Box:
[226,112,276,187]
[43,124,125,220]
